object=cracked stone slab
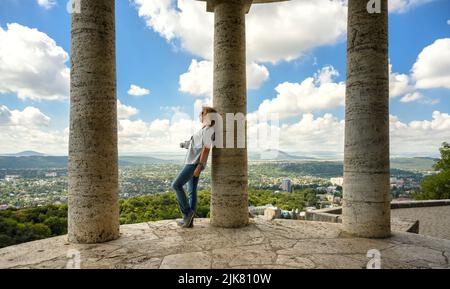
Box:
[1,218,449,269]
[275,255,316,269]
[277,238,393,256]
[212,243,277,268]
[160,251,211,269]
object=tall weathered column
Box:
[68,0,120,243]
[211,0,249,228]
[198,0,288,227]
[343,0,391,238]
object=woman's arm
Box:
[193,146,210,177]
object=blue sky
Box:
[0,0,449,157]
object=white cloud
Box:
[117,100,139,119]
[118,117,199,153]
[127,84,150,96]
[254,66,345,119]
[133,0,347,64]
[10,107,51,127]
[412,38,450,90]
[179,60,212,96]
[390,111,450,155]
[133,0,433,62]
[0,23,69,101]
[247,62,270,90]
[0,105,50,127]
[179,59,269,96]
[248,111,450,157]
[400,92,424,103]
[246,0,347,63]
[2,103,447,156]
[389,64,414,98]
[37,0,56,10]
[277,113,344,153]
[0,105,50,128]
[389,0,434,13]
[0,104,66,155]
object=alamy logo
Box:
[66,249,81,269]
[366,249,381,269]
[367,0,381,14]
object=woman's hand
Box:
[193,165,202,177]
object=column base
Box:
[342,199,391,238]
[210,207,249,228]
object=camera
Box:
[180,140,190,149]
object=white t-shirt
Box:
[184,125,215,165]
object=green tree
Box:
[415,170,450,200]
[415,142,450,200]
[44,216,67,235]
[433,142,450,171]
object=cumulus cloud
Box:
[2,102,446,156]
[255,66,345,119]
[0,23,69,101]
[133,0,433,62]
[127,84,150,96]
[0,105,50,127]
[390,39,450,96]
[277,113,344,154]
[36,0,56,10]
[133,0,347,63]
[389,64,414,98]
[118,116,199,153]
[179,59,269,96]
[179,60,212,96]
[400,92,424,103]
[412,38,450,90]
[390,111,450,155]
[117,100,139,119]
[0,104,66,155]
[248,111,450,157]
[389,0,434,13]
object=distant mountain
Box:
[1,151,49,157]
[119,156,174,165]
[0,152,438,172]
[391,157,437,172]
[0,156,67,169]
[0,155,172,169]
[249,149,316,161]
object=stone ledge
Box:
[391,199,450,209]
[0,218,449,269]
[305,208,419,234]
[306,200,450,222]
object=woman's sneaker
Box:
[182,211,195,228]
[187,216,194,228]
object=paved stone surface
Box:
[0,218,449,269]
[391,206,450,240]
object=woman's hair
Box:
[201,106,217,127]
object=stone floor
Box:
[391,206,450,240]
[0,218,449,269]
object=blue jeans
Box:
[171,164,199,220]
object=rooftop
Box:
[1,218,449,269]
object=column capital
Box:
[196,0,289,14]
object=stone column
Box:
[343,0,391,238]
[210,0,250,228]
[68,0,120,243]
